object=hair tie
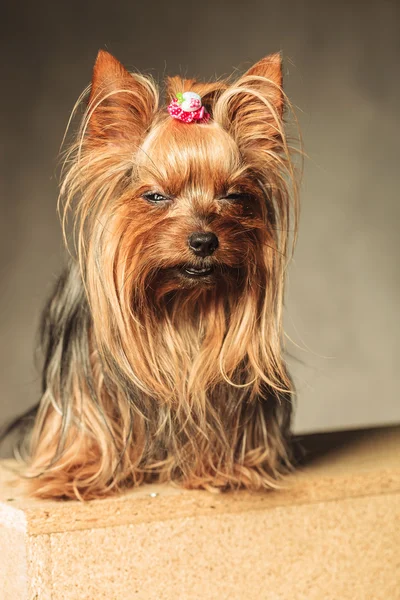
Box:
[167,92,210,124]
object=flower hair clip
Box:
[167,92,210,124]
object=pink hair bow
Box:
[167,92,210,124]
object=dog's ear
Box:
[214,53,284,153]
[86,50,158,146]
[242,53,283,116]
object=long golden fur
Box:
[7,50,300,500]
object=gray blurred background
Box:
[0,0,399,436]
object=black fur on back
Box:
[0,261,90,455]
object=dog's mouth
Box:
[179,264,215,279]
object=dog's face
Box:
[124,119,269,299]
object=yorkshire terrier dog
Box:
[5,50,300,500]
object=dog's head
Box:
[67,51,296,299]
[62,50,298,396]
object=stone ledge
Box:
[1,426,399,599]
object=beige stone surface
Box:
[1,426,399,599]
[0,504,27,599]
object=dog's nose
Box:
[188,232,219,257]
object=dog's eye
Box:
[142,192,170,203]
[223,192,249,202]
